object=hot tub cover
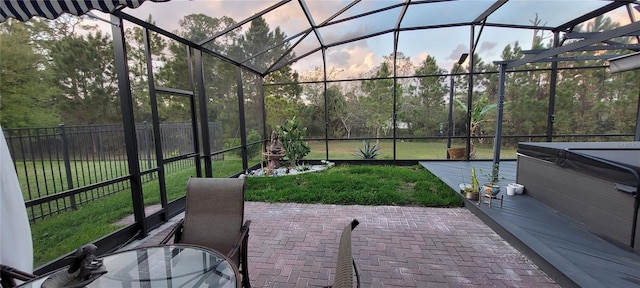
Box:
[518,142,640,189]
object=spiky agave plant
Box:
[355,140,381,159]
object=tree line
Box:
[280,15,638,142]
[1,14,637,144]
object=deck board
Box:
[421,160,640,288]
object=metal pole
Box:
[446,75,454,159]
[186,48,202,177]
[143,121,152,171]
[194,50,212,177]
[466,26,475,160]
[392,32,398,162]
[547,32,559,142]
[258,77,267,159]
[236,67,248,172]
[446,54,468,159]
[59,124,75,210]
[322,47,329,160]
[144,28,167,213]
[111,14,147,237]
[492,63,507,177]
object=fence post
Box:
[98,126,104,161]
[59,124,76,210]
[143,121,152,175]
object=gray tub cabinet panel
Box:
[517,155,638,250]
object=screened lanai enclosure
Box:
[1,0,640,273]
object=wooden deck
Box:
[421,160,640,288]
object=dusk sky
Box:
[85,0,637,79]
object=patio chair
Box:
[161,178,251,288]
[326,219,360,288]
[0,264,36,288]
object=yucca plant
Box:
[355,140,381,159]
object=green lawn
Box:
[16,142,513,204]
[29,158,245,267]
[15,160,130,201]
[306,140,517,160]
[29,167,196,266]
[245,164,462,207]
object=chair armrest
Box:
[1,265,37,288]
[160,219,185,244]
[227,220,251,260]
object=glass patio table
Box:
[19,244,239,288]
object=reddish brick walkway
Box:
[129,202,559,287]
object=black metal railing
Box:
[3,122,222,221]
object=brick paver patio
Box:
[131,202,559,287]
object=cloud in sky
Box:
[325,45,378,79]
[416,52,429,64]
[322,23,375,47]
[479,42,497,53]
[86,1,638,77]
[448,45,469,62]
[478,42,499,59]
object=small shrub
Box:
[245,130,262,159]
[228,129,263,159]
[355,140,381,159]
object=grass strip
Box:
[245,164,462,207]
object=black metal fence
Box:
[3,122,222,221]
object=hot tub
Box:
[516,142,639,251]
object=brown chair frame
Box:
[0,265,37,288]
